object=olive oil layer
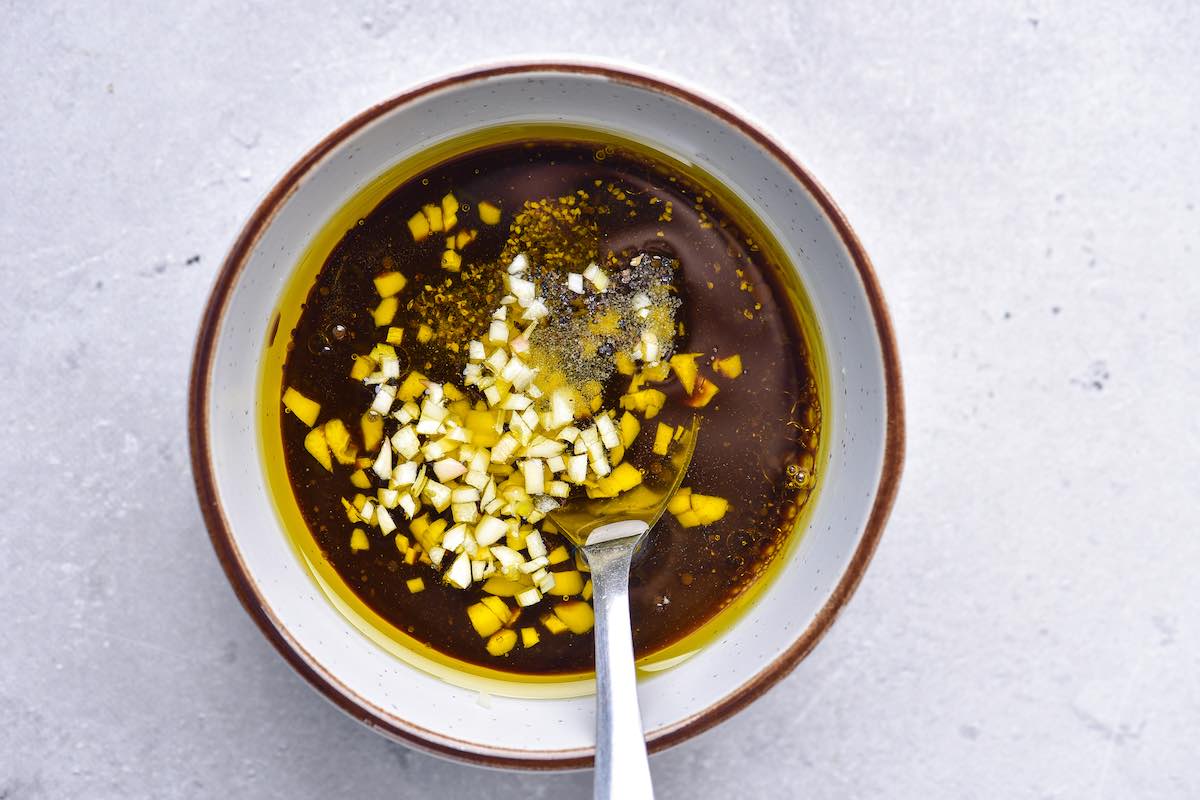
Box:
[279,138,821,676]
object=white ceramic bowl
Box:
[190,61,903,769]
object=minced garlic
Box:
[327,254,671,627]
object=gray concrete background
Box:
[2,2,1197,798]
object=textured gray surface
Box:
[2,2,1198,798]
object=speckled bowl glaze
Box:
[190,61,904,769]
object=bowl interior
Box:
[196,65,898,766]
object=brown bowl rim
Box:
[188,60,905,770]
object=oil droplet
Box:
[329,323,349,341]
[307,332,332,355]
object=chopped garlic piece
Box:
[475,515,508,546]
[376,505,397,535]
[595,414,620,449]
[653,423,673,456]
[468,602,503,636]
[480,202,503,226]
[304,427,332,471]
[445,552,471,589]
[373,297,399,327]
[521,299,548,321]
[554,601,595,633]
[373,271,407,298]
[582,262,609,292]
[398,494,416,519]
[372,440,392,479]
[433,458,467,482]
[450,486,479,504]
[486,629,517,655]
[639,330,660,364]
[282,387,321,427]
[566,453,588,484]
[509,275,536,305]
[515,587,542,607]
[407,211,430,241]
[712,353,743,379]
[371,385,396,415]
[669,353,701,395]
[525,530,547,559]
[522,459,545,495]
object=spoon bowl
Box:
[550,416,700,547]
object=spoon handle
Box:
[586,539,655,800]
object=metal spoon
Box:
[550,417,700,800]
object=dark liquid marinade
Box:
[280,139,820,675]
